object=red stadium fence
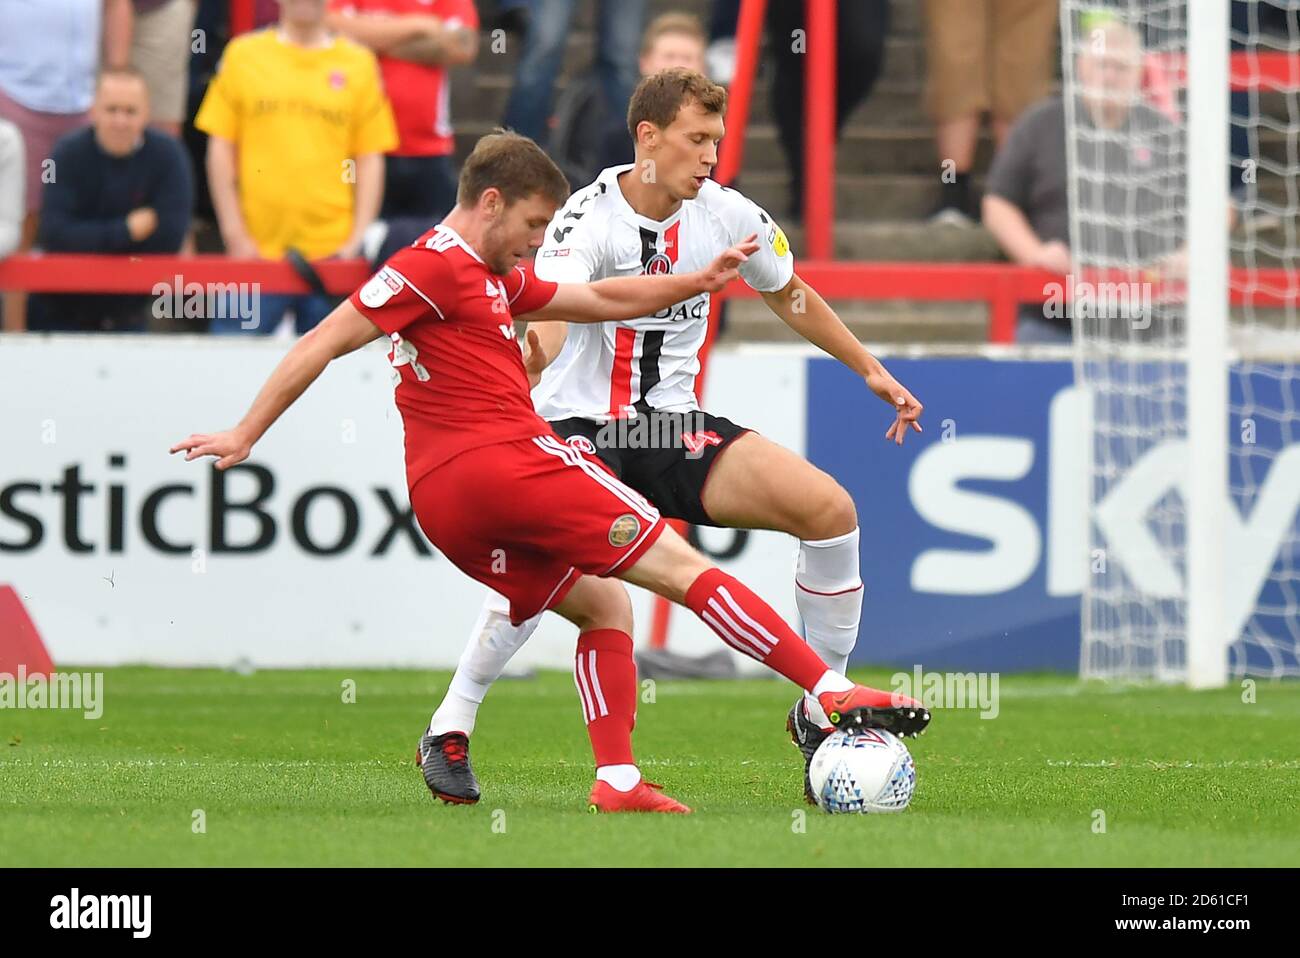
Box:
[7,256,1289,343]
[7,255,1293,342]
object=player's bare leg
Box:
[619,525,929,737]
[699,432,867,798]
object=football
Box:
[808,728,917,814]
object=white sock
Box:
[595,764,641,792]
[428,590,542,737]
[812,670,853,697]
[426,686,483,738]
[796,528,863,728]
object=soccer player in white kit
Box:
[423,68,926,805]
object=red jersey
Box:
[349,224,559,489]
[328,0,478,156]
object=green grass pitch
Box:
[2,667,1298,867]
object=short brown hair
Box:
[627,67,727,139]
[640,13,706,56]
[96,66,148,91]
[456,130,570,208]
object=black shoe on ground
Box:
[787,698,832,805]
[416,730,480,805]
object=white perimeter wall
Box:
[0,336,804,670]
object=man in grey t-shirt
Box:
[983,19,1185,342]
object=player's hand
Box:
[1152,246,1188,282]
[413,13,445,37]
[698,234,760,293]
[866,373,923,446]
[522,328,550,389]
[125,207,158,242]
[334,239,363,260]
[224,233,262,260]
[169,430,253,470]
[1030,240,1072,275]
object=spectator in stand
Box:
[766,1,890,223]
[550,12,707,189]
[482,0,528,37]
[0,119,23,261]
[640,12,708,76]
[195,0,397,335]
[327,0,479,222]
[704,0,741,85]
[983,19,1185,343]
[31,68,193,332]
[500,0,646,148]
[130,0,199,137]
[923,0,1057,226]
[0,0,132,331]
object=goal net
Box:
[1063,0,1300,683]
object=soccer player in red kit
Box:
[171,131,928,814]
[433,70,930,808]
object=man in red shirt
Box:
[170,131,928,814]
[328,0,478,220]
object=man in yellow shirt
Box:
[196,0,397,333]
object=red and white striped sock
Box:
[684,568,830,690]
[573,629,638,770]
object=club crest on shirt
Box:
[608,514,641,547]
[566,435,597,455]
[644,252,673,275]
[328,70,347,90]
[360,268,403,308]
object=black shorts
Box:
[547,410,751,526]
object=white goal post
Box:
[1184,0,1230,688]
[1064,1,1300,685]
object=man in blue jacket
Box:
[34,67,192,332]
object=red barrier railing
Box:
[0,255,372,295]
[712,0,765,187]
[805,0,836,260]
[3,256,1293,339]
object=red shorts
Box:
[409,433,666,624]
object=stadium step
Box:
[719,298,989,346]
[436,0,1298,342]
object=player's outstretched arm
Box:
[521,235,760,325]
[761,273,924,445]
[169,301,383,469]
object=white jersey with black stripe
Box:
[530,165,794,423]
